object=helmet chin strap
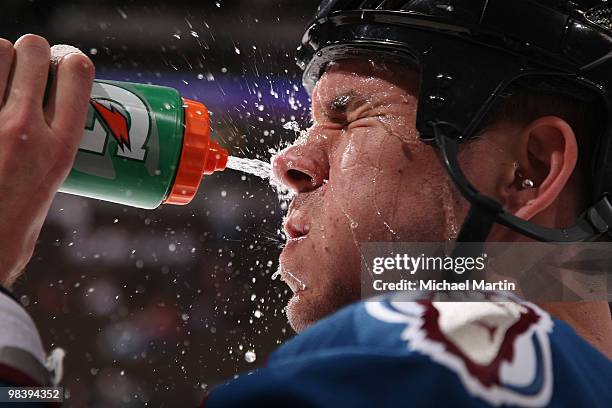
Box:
[430,122,612,261]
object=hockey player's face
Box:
[272,59,465,332]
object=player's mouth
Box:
[279,211,311,293]
[283,210,310,239]
[281,210,310,251]
[279,266,308,294]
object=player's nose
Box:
[272,144,329,193]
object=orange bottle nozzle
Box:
[203,140,229,175]
[164,98,229,206]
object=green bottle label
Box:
[59,80,185,209]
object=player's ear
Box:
[499,116,578,220]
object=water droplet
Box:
[19,295,30,307]
[117,8,128,19]
[244,350,256,363]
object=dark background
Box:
[1,1,319,406]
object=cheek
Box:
[325,127,405,237]
[330,128,391,212]
[322,125,457,242]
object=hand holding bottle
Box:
[0,34,94,286]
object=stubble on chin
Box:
[285,277,361,333]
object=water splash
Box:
[282,120,308,141]
[225,156,271,179]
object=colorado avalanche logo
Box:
[365,294,554,407]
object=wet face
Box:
[272,59,467,332]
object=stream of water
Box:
[225,156,272,179]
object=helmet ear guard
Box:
[297,1,612,244]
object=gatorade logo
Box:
[81,82,151,161]
[90,100,131,151]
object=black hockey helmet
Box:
[296,0,612,243]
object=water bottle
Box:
[59,80,228,209]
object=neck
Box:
[538,301,612,359]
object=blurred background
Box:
[1,0,319,406]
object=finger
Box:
[5,34,50,110]
[0,39,15,106]
[48,52,94,141]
